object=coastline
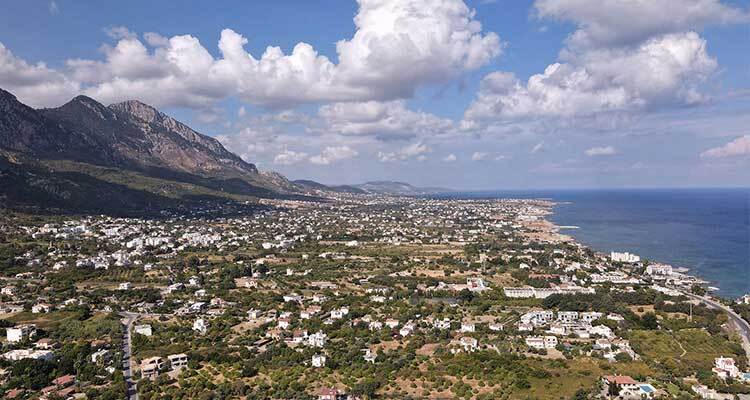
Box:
[539,201,725,297]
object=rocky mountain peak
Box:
[58,95,116,121]
[0,87,18,104]
[109,100,161,124]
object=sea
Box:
[435,188,750,298]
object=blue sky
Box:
[1,0,749,189]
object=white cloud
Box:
[585,145,616,156]
[237,106,246,118]
[1,0,500,110]
[318,100,455,140]
[49,1,59,15]
[465,32,717,121]
[0,42,80,107]
[700,135,750,158]
[535,0,748,50]
[531,141,545,154]
[143,32,170,47]
[463,0,745,129]
[309,146,359,165]
[472,151,506,161]
[273,149,309,165]
[104,26,137,40]
[471,152,489,161]
[377,142,431,162]
[443,153,457,162]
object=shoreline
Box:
[538,200,734,299]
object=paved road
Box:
[120,312,139,400]
[682,291,750,359]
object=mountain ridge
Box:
[0,88,303,215]
[293,179,451,196]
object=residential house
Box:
[168,353,188,370]
[7,324,36,343]
[312,354,326,368]
[141,356,164,380]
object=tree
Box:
[691,284,707,296]
[614,352,632,363]
[608,382,620,397]
[9,359,55,390]
[640,312,659,330]
[573,388,589,400]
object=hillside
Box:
[355,181,452,195]
[0,88,302,215]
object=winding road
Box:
[681,291,750,360]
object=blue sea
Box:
[436,188,750,297]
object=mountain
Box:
[292,179,450,196]
[355,181,451,195]
[0,88,302,215]
[292,179,367,194]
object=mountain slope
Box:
[293,179,367,194]
[0,88,304,215]
[355,181,451,195]
[0,89,99,161]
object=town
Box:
[0,194,748,399]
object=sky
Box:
[1,0,749,190]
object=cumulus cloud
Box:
[309,146,359,165]
[318,100,455,140]
[465,32,717,121]
[443,153,457,162]
[585,145,616,156]
[535,0,748,50]
[377,142,431,162]
[104,26,138,40]
[1,0,500,110]
[463,0,744,127]
[0,43,80,107]
[700,135,750,158]
[273,149,309,165]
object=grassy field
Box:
[629,328,746,376]
[520,358,656,400]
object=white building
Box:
[363,349,377,363]
[459,336,478,352]
[91,349,110,364]
[31,303,52,313]
[330,307,349,319]
[646,264,673,275]
[141,356,164,380]
[460,322,476,333]
[590,325,614,338]
[193,318,208,335]
[610,251,640,263]
[7,324,36,343]
[168,353,189,370]
[3,349,54,361]
[134,324,153,336]
[312,354,326,368]
[308,331,327,348]
[526,336,558,349]
[713,357,741,379]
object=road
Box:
[682,291,750,359]
[120,312,139,400]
